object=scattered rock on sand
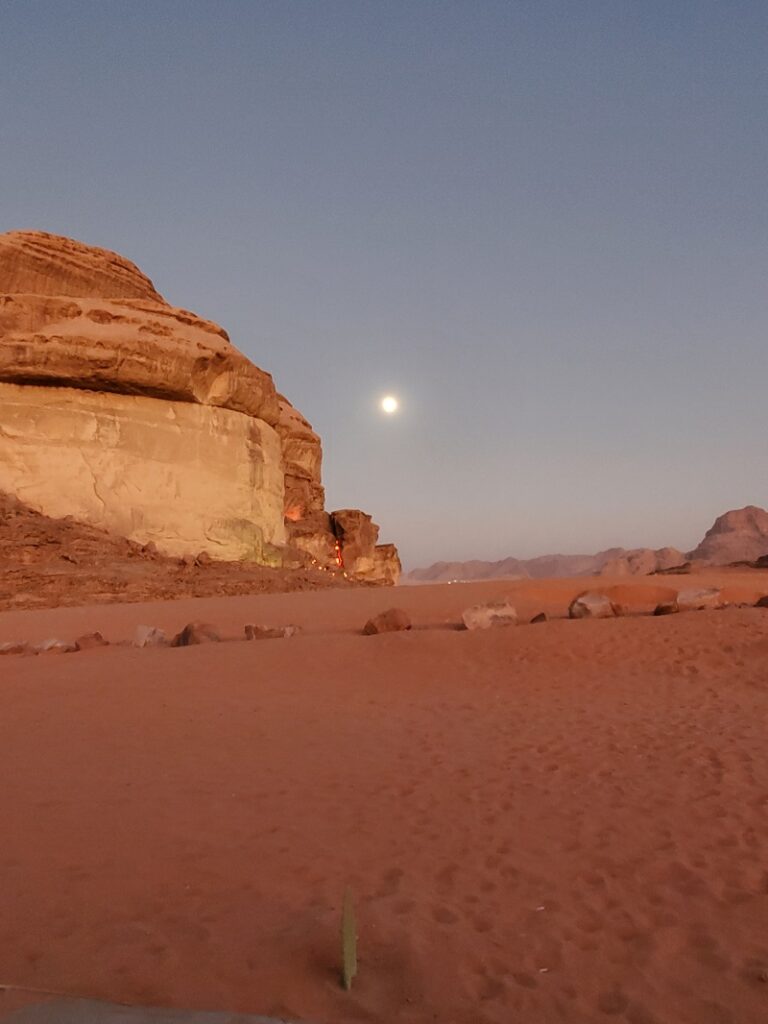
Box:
[530,612,548,624]
[568,592,620,619]
[244,623,300,640]
[362,608,412,635]
[0,641,31,655]
[461,600,518,630]
[653,601,679,616]
[75,631,109,650]
[34,638,77,654]
[676,588,723,612]
[133,625,169,648]
[172,622,221,647]
[755,595,768,609]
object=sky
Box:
[1,1,767,568]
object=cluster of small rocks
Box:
[0,619,303,656]
[362,587,768,638]
[2,590,766,655]
[0,631,109,656]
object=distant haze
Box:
[2,1,766,568]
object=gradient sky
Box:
[2,1,766,568]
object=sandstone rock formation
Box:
[0,231,278,422]
[687,506,768,565]
[0,230,399,581]
[275,394,324,522]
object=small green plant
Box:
[341,886,358,991]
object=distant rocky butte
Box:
[0,230,400,582]
[408,506,768,582]
[688,506,768,565]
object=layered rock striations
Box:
[0,230,399,581]
[0,232,278,423]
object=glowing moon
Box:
[380,395,399,415]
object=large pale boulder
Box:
[675,588,723,612]
[461,600,518,630]
[569,592,621,619]
[0,382,285,560]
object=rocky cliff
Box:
[0,230,399,582]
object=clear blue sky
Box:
[2,1,766,567]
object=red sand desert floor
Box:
[1,575,767,1024]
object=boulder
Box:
[0,641,31,655]
[461,600,518,630]
[362,608,412,635]
[133,625,168,648]
[675,588,723,612]
[172,622,221,647]
[568,592,620,619]
[34,638,77,654]
[653,602,679,616]
[530,612,548,624]
[754,595,768,609]
[244,623,300,640]
[75,631,109,650]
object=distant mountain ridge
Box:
[407,506,768,583]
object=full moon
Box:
[381,395,399,414]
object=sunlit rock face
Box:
[275,395,325,522]
[0,230,399,578]
[0,231,279,423]
[0,382,285,561]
